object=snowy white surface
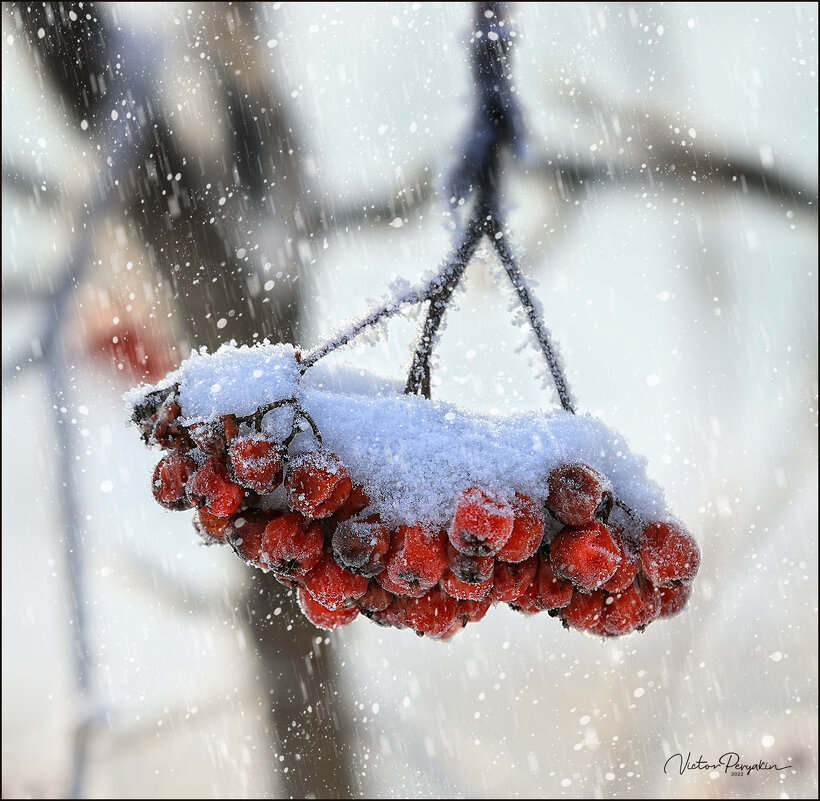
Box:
[128,348,668,527]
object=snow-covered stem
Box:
[489,223,576,414]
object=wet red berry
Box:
[262,513,323,576]
[297,587,359,630]
[229,437,284,494]
[640,522,701,586]
[456,596,493,625]
[490,556,538,603]
[561,589,606,631]
[550,521,621,591]
[285,452,352,518]
[186,456,245,518]
[357,581,393,614]
[304,553,369,610]
[449,487,514,556]
[193,508,231,542]
[658,583,693,618]
[332,516,391,576]
[601,527,640,593]
[497,493,544,562]
[152,453,198,510]
[230,511,274,569]
[332,484,370,522]
[602,581,661,635]
[402,586,459,638]
[546,462,611,526]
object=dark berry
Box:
[497,493,544,562]
[546,462,611,526]
[445,541,494,584]
[152,453,197,510]
[640,522,700,586]
[262,513,323,576]
[357,581,393,614]
[448,487,514,556]
[186,456,245,518]
[550,521,621,591]
[229,437,283,494]
[297,587,359,630]
[332,516,391,577]
[151,398,194,452]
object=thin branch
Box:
[489,222,576,413]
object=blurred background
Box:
[2,2,817,798]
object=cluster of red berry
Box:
[136,387,699,640]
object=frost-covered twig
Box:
[489,222,576,414]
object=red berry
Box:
[375,568,430,599]
[384,525,446,594]
[186,456,245,518]
[262,513,323,576]
[601,527,640,593]
[546,462,611,526]
[368,598,408,629]
[445,541,494,584]
[230,511,273,569]
[297,588,359,630]
[490,556,538,603]
[441,570,493,601]
[640,522,701,586]
[304,553,369,611]
[561,590,606,631]
[357,581,393,614]
[497,493,544,562]
[189,420,227,459]
[402,586,459,638]
[534,558,574,609]
[550,521,621,591]
[332,484,370,522]
[152,453,198,510]
[229,437,284,494]
[456,596,493,625]
[332,516,391,577]
[222,415,239,443]
[448,487,514,556]
[602,581,661,636]
[658,583,693,618]
[193,508,231,542]
[285,452,352,518]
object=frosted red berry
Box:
[186,456,245,518]
[550,521,621,591]
[332,516,391,577]
[230,511,273,569]
[456,596,493,625]
[152,453,198,510]
[304,553,369,611]
[193,508,231,542]
[546,462,611,527]
[375,568,431,599]
[297,588,359,630]
[490,556,538,603]
[448,487,514,556]
[151,398,194,452]
[229,437,284,494]
[402,585,460,638]
[534,558,574,609]
[189,420,227,459]
[497,493,544,562]
[441,570,493,601]
[262,512,323,576]
[285,452,352,518]
[602,581,661,636]
[384,525,446,594]
[658,583,693,618]
[601,527,640,593]
[640,522,701,586]
[561,589,606,631]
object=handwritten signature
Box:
[664,752,793,777]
